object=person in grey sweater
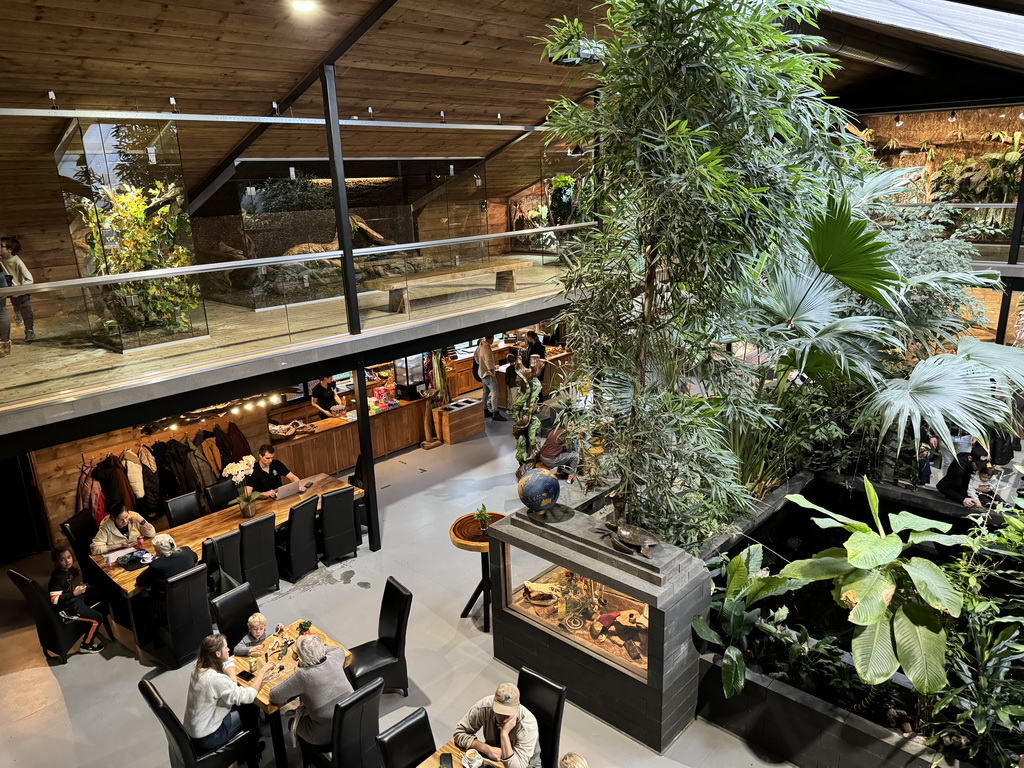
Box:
[269,634,353,747]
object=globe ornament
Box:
[517,468,560,512]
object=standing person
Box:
[184,633,273,754]
[47,546,105,654]
[0,236,34,343]
[504,350,521,417]
[936,452,984,508]
[89,504,156,555]
[269,634,353,748]
[524,330,546,360]
[309,375,346,419]
[918,436,938,486]
[475,335,506,421]
[244,445,300,500]
[454,682,540,768]
[0,251,11,358]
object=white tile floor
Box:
[0,414,792,768]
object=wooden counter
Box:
[92,473,362,598]
[495,348,573,407]
[272,399,429,477]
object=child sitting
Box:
[970,466,1002,508]
[233,612,285,656]
[47,546,105,654]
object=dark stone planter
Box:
[698,655,976,768]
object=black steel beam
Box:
[187,0,400,214]
[352,352,382,551]
[994,172,1024,343]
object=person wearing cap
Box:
[135,533,198,590]
[453,682,541,768]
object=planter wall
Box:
[698,655,974,768]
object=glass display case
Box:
[507,551,650,681]
[54,119,208,352]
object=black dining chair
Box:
[139,679,261,768]
[7,569,108,663]
[239,515,279,597]
[165,491,203,527]
[275,495,319,582]
[318,487,357,565]
[211,529,243,585]
[346,576,413,696]
[210,582,260,651]
[61,512,132,630]
[299,677,384,768]
[376,707,434,768]
[517,666,567,768]
[202,538,241,598]
[150,564,212,669]
[204,479,237,513]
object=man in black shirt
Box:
[245,444,300,499]
[310,375,346,419]
[525,330,546,360]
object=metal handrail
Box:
[893,202,1017,209]
[0,222,595,297]
[0,107,544,133]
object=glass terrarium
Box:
[54,119,208,351]
[506,547,650,681]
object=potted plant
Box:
[297,619,312,635]
[474,504,491,534]
[222,455,260,517]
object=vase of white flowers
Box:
[222,455,260,517]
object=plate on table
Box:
[461,757,484,768]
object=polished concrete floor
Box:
[0,415,790,768]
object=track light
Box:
[894,114,904,127]
[948,111,957,123]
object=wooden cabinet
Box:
[433,398,485,444]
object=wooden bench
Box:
[361,259,533,313]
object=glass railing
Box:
[892,203,1019,262]
[0,223,592,410]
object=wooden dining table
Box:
[416,738,503,768]
[88,473,361,656]
[234,619,351,768]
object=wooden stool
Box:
[449,512,505,633]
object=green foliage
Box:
[473,504,490,526]
[542,0,852,546]
[781,478,966,693]
[931,133,1023,205]
[73,182,200,333]
[251,172,333,213]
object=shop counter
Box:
[272,399,429,476]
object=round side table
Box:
[449,512,505,633]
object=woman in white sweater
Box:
[184,633,274,753]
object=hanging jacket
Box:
[110,455,136,512]
[150,441,181,499]
[162,440,194,497]
[183,435,218,491]
[92,459,125,512]
[228,422,252,462]
[200,436,223,477]
[213,424,233,468]
[133,446,162,517]
[76,462,102,519]
[138,444,158,474]
[122,450,145,499]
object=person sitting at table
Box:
[135,533,198,590]
[453,682,541,768]
[184,633,274,754]
[234,612,286,656]
[244,444,300,500]
[538,427,579,482]
[89,504,156,555]
[48,545,105,654]
[310,375,346,420]
[559,755,588,768]
[269,634,353,749]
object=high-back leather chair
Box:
[239,515,279,597]
[318,487,357,564]
[517,666,567,768]
[299,677,384,768]
[276,495,319,582]
[165,491,203,527]
[211,530,243,585]
[61,512,130,629]
[138,679,260,768]
[210,582,260,651]
[202,538,241,598]
[8,569,92,664]
[346,577,413,695]
[152,564,212,668]
[376,707,434,768]
[204,479,237,514]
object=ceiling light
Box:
[257,400,266,407]
[292,0,317,10]
[244,402,254,411]
[170,423,178,431]
[231,407,240,415]
[1019,112,1024,120]
[999,112,1007,119]
[894,114,904,127]
[270,394,282,404]
[948,111,957,123]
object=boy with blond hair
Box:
[559,755,588,768]
[233,612,285,656]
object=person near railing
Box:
[0,236,34,345]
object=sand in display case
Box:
[508,563,649,681]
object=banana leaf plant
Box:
[780,477,968,694]
[692,544,808,697]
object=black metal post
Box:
[994,172,1024,343]
[320,63,362,336]
[353,354,382,551]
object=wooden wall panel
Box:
[29,409,270,548]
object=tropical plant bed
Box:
[697,654,976,768]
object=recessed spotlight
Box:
[170,423,178,431]
[244,402,254,411]
[948,110,957,123]
[270,394,282,404]
[292,0,317,9]
[257,399,266,407]
[231,407,240,415]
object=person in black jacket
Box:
[936,452,984,508]
[48,546,105,654]
[525,330,546,360]
[135,533,198,591]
